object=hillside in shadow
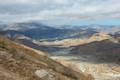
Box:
[70,39,120,64]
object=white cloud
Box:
[0,0,42,4]
[0,0,120,24]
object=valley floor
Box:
[51,55,120,80]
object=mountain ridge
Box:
[0,36,93,80]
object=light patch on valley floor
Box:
[51,56,120,80]
[35,69,55,80]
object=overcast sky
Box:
[0,0,120,25]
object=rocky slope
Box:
[50,36,120,80]
[66,39,120,80]
[0,36,93,80]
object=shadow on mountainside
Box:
[16,38,120,64]
[16,39,67,54]
[69,39,120,64]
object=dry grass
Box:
[0,36,94,80]
[37,32,111,47]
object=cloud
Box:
[0,0,41,4]
[0,0,120,25]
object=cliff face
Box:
[0,36,93,80]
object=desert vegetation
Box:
[0,36,94,80]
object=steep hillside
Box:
[51,39,120,80]
[70,39,120,63]
[0,36,93,80]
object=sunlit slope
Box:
[0,36,93,80]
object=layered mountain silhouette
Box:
[0,22,97,40]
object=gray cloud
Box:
[0,0,120,24]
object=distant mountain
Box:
[1,22,120,40]
[88,24,120,34]
[58,24,120,35]
[99,26,120,34]
[0,22,98,40]
[2,22,53,31]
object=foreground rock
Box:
[0,36,93,80]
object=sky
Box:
[0,0,120,26]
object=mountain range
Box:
[0,22,120,41]
[0,22,98,40]
[0,22,120,80]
